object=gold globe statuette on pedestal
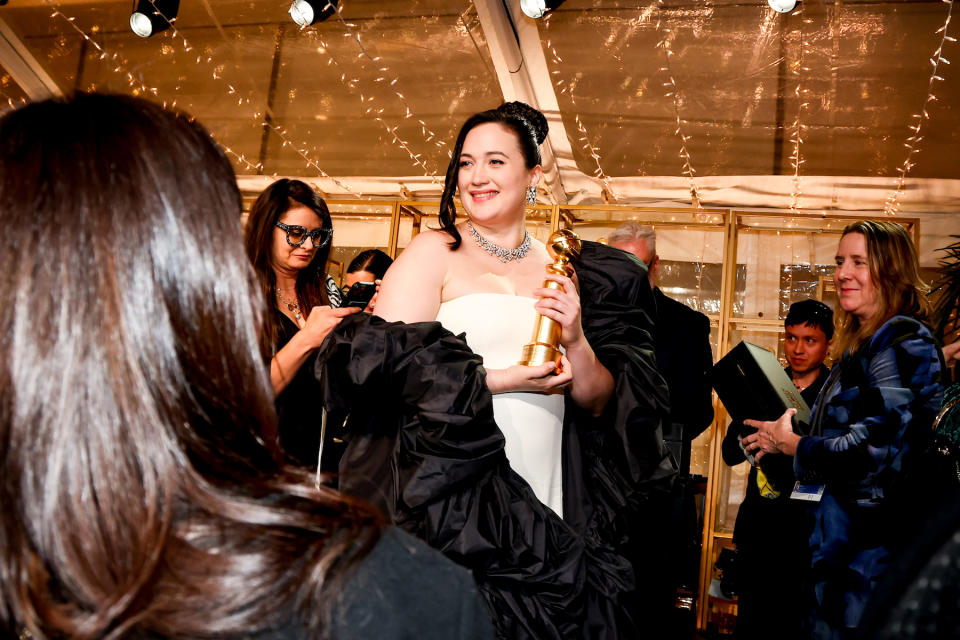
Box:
[519,228,582,367]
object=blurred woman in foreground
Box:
[0,93,491,640]
[744,220,944,638]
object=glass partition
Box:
[326,201,396,286]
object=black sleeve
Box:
[721,420,748,467]
[317,315,610,640]
[688,312,715,440]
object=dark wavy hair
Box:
[245,179,333,349]
[438,101,548,249]
[0,93,382,639]
[831,220,932,357]
[346,249,393,280]
[786,299,834,341]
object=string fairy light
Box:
[312,0,449,178]
[0,90,27,113]
[884,0,955,215]
[541,11,617,201]
[788,3,811,213]
[48,6,262,174]
[654,0,703,208]
[44,0,363,195]
[138,0,367,195]
[307,31,441,185]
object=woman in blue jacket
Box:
[743,220,944,639]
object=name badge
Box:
[790,482,825,502]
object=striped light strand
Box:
[324,2,447,157]
[133,0,361,195]
[309,32,441,184]
[47,0,360,193]
[47,6,268,175]
[542,12,616,201]
[655,0,703,208]
[884,0,955,215]
[0,91,27,113]
[788,3,811,213]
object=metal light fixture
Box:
[288,0,338,27]
[129,0,179,38]
[767,0,797,13]
[520,0,565,19]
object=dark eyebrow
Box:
[459,151,508,159]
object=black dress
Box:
[273,274,346,469]
[274,308,345,471]
[721,364,829,640]
[315,241,677,640]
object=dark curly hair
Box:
[438,101,548,249]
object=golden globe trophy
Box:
[519,228,582,367]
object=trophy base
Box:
[519,342,562,367]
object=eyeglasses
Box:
[275,221,332,249]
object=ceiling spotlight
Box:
[289,0,338,27]
[129,0,179,38]
[520,0,565,19]
[767,0,797,13]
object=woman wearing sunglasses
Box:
[245,179,360,467]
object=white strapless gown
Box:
[436,293,565,517]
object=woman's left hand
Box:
[743,408,800,462]
[534,274,585,349]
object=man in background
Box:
[609,222,715,474]
[609,221,715,637]
[721,299,834,639]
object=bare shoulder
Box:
[401,228,454,257]
[376,229,453,322]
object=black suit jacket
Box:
[652,287,715,474]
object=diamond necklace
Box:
[276,287,302,322]
[467,221,532,263]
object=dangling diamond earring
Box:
[526,186,537,205]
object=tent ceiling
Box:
[1,0,959,213]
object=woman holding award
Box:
[375,101,612,514]
[319,102,676,639]
[743,220,944,638]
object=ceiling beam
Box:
[472,0,578,205]
[0,16,63,100]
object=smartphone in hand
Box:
[343,281,376,309]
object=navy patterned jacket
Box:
[794,314,944,635]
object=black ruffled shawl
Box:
[316,241,676,639]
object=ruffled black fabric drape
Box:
[564,242,678,635]
[316,241,676,640]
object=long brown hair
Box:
[0,94,381,639]
[831,220,932,357]
[245,179,333,349]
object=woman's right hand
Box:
[485,355,573,395]
[299,305,360,347]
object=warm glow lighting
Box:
[129,0,179,38]
[521,0,564,19]
[768,0,797,13]
[288,0,337,27]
